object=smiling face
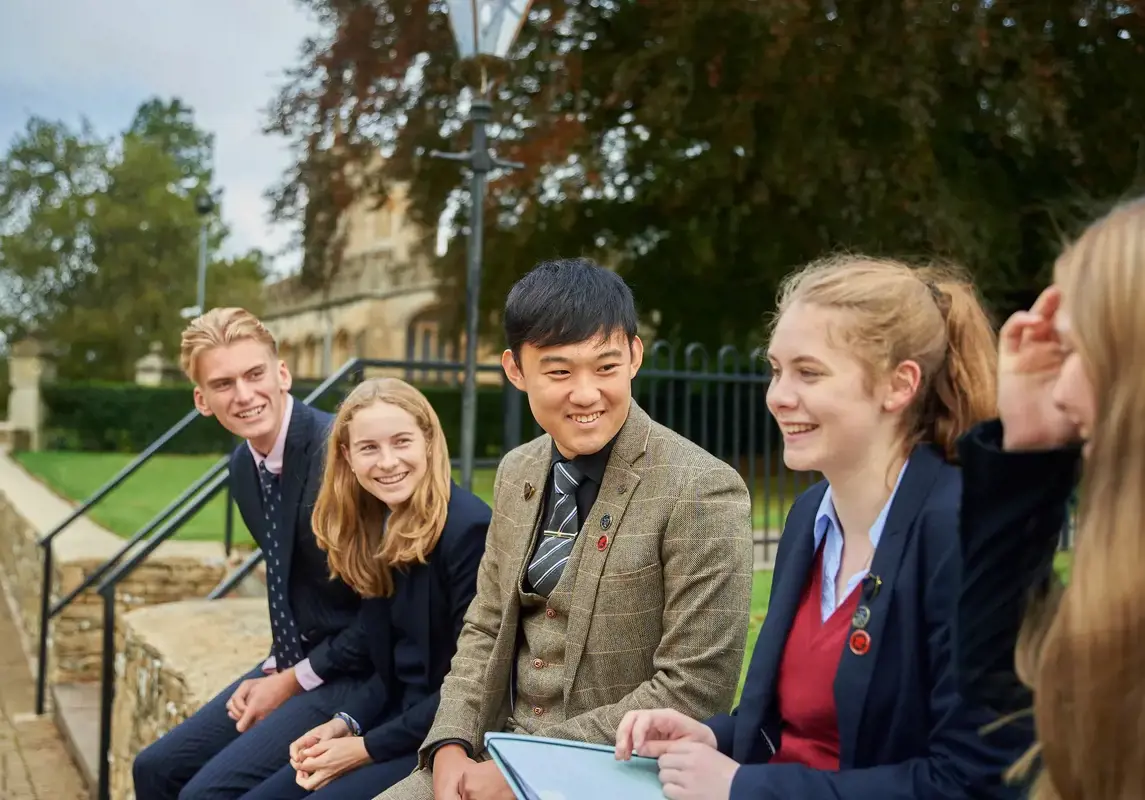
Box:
[192,339,292,453]
[766,302,920,478]
[342,400,429,508]
[502,331,643,458]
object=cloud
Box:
[0,0,319,277]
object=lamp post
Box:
[194,192,214,314]
[435,0,532,491]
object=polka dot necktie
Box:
[527,460,584,596]
[258,461,304,668]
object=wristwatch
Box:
[334,711,362,736]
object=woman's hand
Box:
[996,286,1079,451]
[288,717,350,770]
[614,708,717,760]
[294,736,370,792]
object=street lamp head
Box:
[444,0,533,60]
[195,192,214,217]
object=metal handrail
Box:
[33,407,204,714]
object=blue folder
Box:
[484,732,665,800]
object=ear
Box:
[628,335,644,377]
[501,348,526,392]
[883,360,923,414]
[340,443,351,467]
[278,359,293,392]
[192,386,214,417]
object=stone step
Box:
[52,682,100,796]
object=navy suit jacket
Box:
[229,399,368,681]
[340,483,492,763]
[707,444,1033,799]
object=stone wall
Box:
[0,454,229,685]
[110,599,270,800]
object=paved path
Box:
[0,593,87,800]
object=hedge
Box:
[41,380,527,457]
[40,376,788,467]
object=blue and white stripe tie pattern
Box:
[527,461,584,596]
[258,461,305,668]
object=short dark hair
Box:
[503,257,638,358]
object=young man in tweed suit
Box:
[375,259,755,800]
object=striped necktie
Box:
[527,461,584,596]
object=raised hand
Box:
[996,286,1079,451]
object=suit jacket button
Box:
[533,658,545,669]
[545,608,557,618]
[532,706,544,716]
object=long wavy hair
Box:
[311,378,452,597]
[1011,197,1145,799]
[770,254,998,461]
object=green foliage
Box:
[0,97,268,380]
[41,380,523,457]
[269,1,1145,348]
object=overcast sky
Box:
[0,0,321,277]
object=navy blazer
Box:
[707,444,1033,799]
[956,420,1078,717]
[229,399,368,680]
[340,483,492,763]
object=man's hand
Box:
[615,708,717,760]
[226,669,302,733]
[657,741,739,800]
[289,717,350,769]
[294,736,371,792]
[457,761,514,800]
[432,745,476,800]
[997,286,1079,451]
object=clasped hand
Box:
[225,668,302,732]
[615,709,738,800]
[289,717,370,791]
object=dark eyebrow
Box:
[538,348,624,365]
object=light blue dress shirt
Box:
[812,460,909,622]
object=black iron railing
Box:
[33,407,206,715]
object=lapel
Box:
[489,440,550,715]
[732,485,822,761]
[276,401,315,587]
[833,445,945,766]
[562,401,649,697]
[230,449,264,548]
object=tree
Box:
[0,98,267,379]
[269,0,1145,348]
[0,117,106,343]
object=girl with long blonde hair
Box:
[955,196,1145,799]
[242,377,492,799]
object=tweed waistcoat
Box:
[506,508,590,732]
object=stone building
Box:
[261,182,498,381]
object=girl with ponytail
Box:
[615,256,1031,799]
